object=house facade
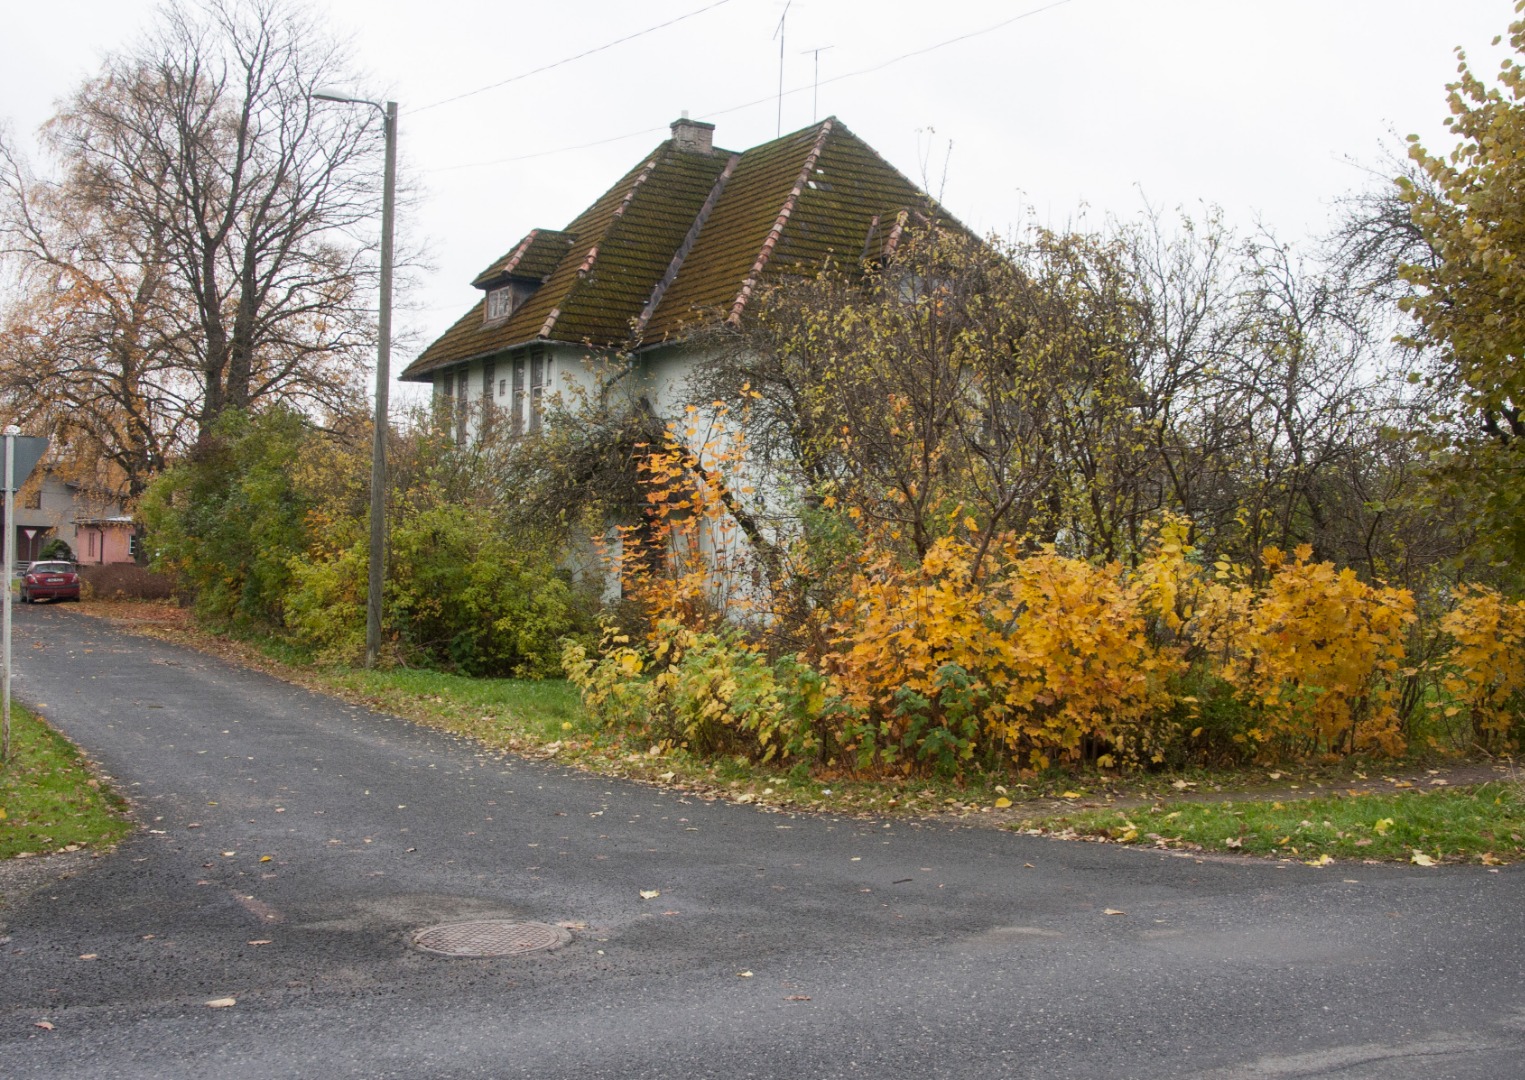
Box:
[3,470,135,565]
[403,116,958,596]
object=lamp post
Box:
[313,88,396,669]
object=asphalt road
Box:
[1,604,1522,1080]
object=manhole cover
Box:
[411,920,572,957]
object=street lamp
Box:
[312,88,396,669]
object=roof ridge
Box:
[634,151,742,342]
[498,230,539,277]
[727,119,835,325]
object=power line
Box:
[412,0,737,114]
[424,0,1076,174]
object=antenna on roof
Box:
[800,44,834,124]
[773,0,792,137]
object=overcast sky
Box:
[2,0,1514,405]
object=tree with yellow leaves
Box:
[1401,0,1525,561]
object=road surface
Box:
[2,605,1521,1079]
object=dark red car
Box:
[20,561,80,603]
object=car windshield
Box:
[29,562,73,574]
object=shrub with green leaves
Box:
[565,620,825,762]
[287,493,592,677]
[140,408,320,627]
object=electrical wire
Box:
[424,0,1076,173]
[412,0,737,114]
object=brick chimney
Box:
[670,114,715,155]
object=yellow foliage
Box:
[1439,585,1525,748]
[1194,546,1415,756]
[825,536,1181,770]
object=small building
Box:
[4,470,135,565]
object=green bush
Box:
[565,621,826,762]
[288,497,593,677]
[38,538,74,561]
[140,408,318,627]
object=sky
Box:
[1,0,1515,407]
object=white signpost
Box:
[2,430,49,762]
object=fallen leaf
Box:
[736,970,753,978]
[34,1021,54,1031]
[785,994,811,1001]
[221,851,236,858]
[1410,851,1436,867]
[1373,818,1395,835]
[639,889,661,900]
[1268,772,1283,781]
[1225,837,1243,850]
[205,997,237,1008]
[1306,854,1334,867]
[259,855,272,863]
[1060,791,1083,800]
[1102,908,1126,916]
[734,793,755,804]
[993,797,1012,809]
[246,940,272,946]
[78,954,98,960]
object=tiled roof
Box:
[402,118,959,381]
[471,229,575,288]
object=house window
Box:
[498,378,507,398]
[128,532,138,559]
[456,368,468,444]
[481,359,496,434]
[88,530,97,558]
[511,357,526,436]
[485,286,514,322]
[529,349,545,434]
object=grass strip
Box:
[1,706,134,860]
[1031,782,1525,865]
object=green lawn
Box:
[1036,782,1525,865]
[1,706,134,860]
[325,666,593,746]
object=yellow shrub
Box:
[827,537,1181,771]
[1439,586,1525,749]
[1194,546,1415,757]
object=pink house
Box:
[72,516,135,565]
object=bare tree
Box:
[0,133,197,497]
[0,0,379,487]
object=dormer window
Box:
[486,285,514,322]
[484,279,540,324]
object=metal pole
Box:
[365,101,396,669]
[3,433,13,761]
